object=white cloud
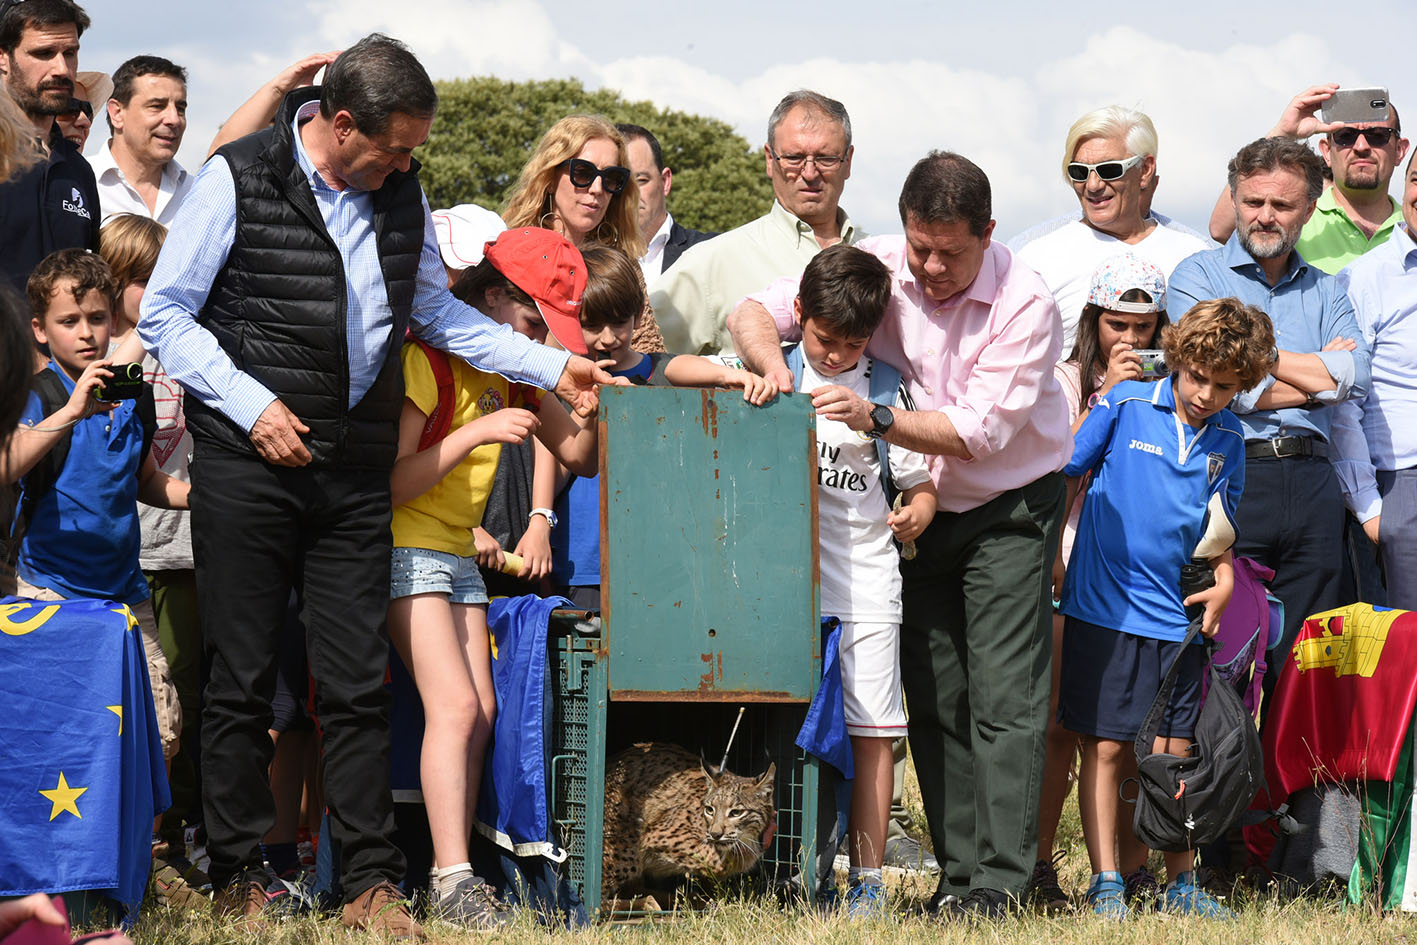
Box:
[90,3,1411,240]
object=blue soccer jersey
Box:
[1060,379,1245,642]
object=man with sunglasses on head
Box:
[1208,85,1410,274]
[0,0,99,297]
[137,34,614,938]
[1170,136,1370,718]
[92,55,192,226]
[651,89,865,355]
[1012,106,1209,350]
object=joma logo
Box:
[1128,439,1163,456]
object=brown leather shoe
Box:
[342,881,424,940]
[212,878,270,930]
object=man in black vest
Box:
[138,35,611,938]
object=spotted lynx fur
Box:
[602,742,776,895]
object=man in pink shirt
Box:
[729,150,1071,919]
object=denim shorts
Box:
[390,546,489,604]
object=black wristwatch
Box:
[867,403,894,439]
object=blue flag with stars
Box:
[0,597,170,910]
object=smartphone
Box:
[1321,87,1390,126]
[1134,349,1168,379]
[94,362,145,402]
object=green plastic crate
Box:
[548,618,824,915]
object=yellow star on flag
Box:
[107,705,123,734]
[109,606,138,632]
[39,772,87,821]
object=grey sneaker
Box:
[430,875,513,930]
[882,835,940,873]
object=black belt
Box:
[1245,436,1329,460]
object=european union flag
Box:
[0,597,170,911]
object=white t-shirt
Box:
[802,356,932,623]
[1014,220,1209,353]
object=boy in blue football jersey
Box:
[1058,297,1275,919]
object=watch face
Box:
[871,404,893,432]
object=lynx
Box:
[601,742,776,896]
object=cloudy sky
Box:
[82,0,1417,240]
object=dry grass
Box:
[124,754,1406,944]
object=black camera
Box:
[94,362,145,402]
[1179,557,1216,623]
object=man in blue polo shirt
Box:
[1168,136,1371,706]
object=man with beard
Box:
[1170,136,1370,706]
[1208,86,1409,275]
[0,0,99,297]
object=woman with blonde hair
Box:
[502,115,665,351]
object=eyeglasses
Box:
[559,157,630,194]
[769,149,847,173]
[1066,154,1144,183]
[0,0,30,22]
[1331,126,1397,149]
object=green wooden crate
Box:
[599,386,820,701]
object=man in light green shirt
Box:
[1296,182,1403,274]
[651,89,865,355]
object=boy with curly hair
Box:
[1057,296,1275,919]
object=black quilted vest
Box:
[184,87,425,470]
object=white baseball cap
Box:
[431,204,506,270]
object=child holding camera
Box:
[1032,253,1171,910]
[1057,296,1274,919]
[3,248,189,766]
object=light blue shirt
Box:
[1061,378,1246,642]
[138,102,568,433]
[1331,224,1417,521]
[1167,234,1370,443]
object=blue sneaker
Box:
[845,880,888,921]
[1162,871,1234,919]
[1084,871,1128,919]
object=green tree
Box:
[418,77,773,234]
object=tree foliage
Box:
[418,77,774,235]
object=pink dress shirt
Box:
[750,235,1072,512]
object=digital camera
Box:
[1135,349,1168,379]
[94,362,145,402]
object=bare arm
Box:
[207,52,339,159]
[513,438,562,581]
[662,354,780,405]
[533,395,598,478]
[136,451,189,509]
[389,399,538,507]
[727,300,795,392]
[1208,187,1236,244]
[2,361,113,484]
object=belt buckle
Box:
[1271,437,1286,459]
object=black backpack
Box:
[1131,617,1267,852]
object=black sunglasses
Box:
[1331,126,1397,149]
[559,157,630,194]
[56,97,90,121]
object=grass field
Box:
[124,758,1410,943]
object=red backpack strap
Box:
[411,337,455,450]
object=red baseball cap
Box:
[483,228,588,355]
